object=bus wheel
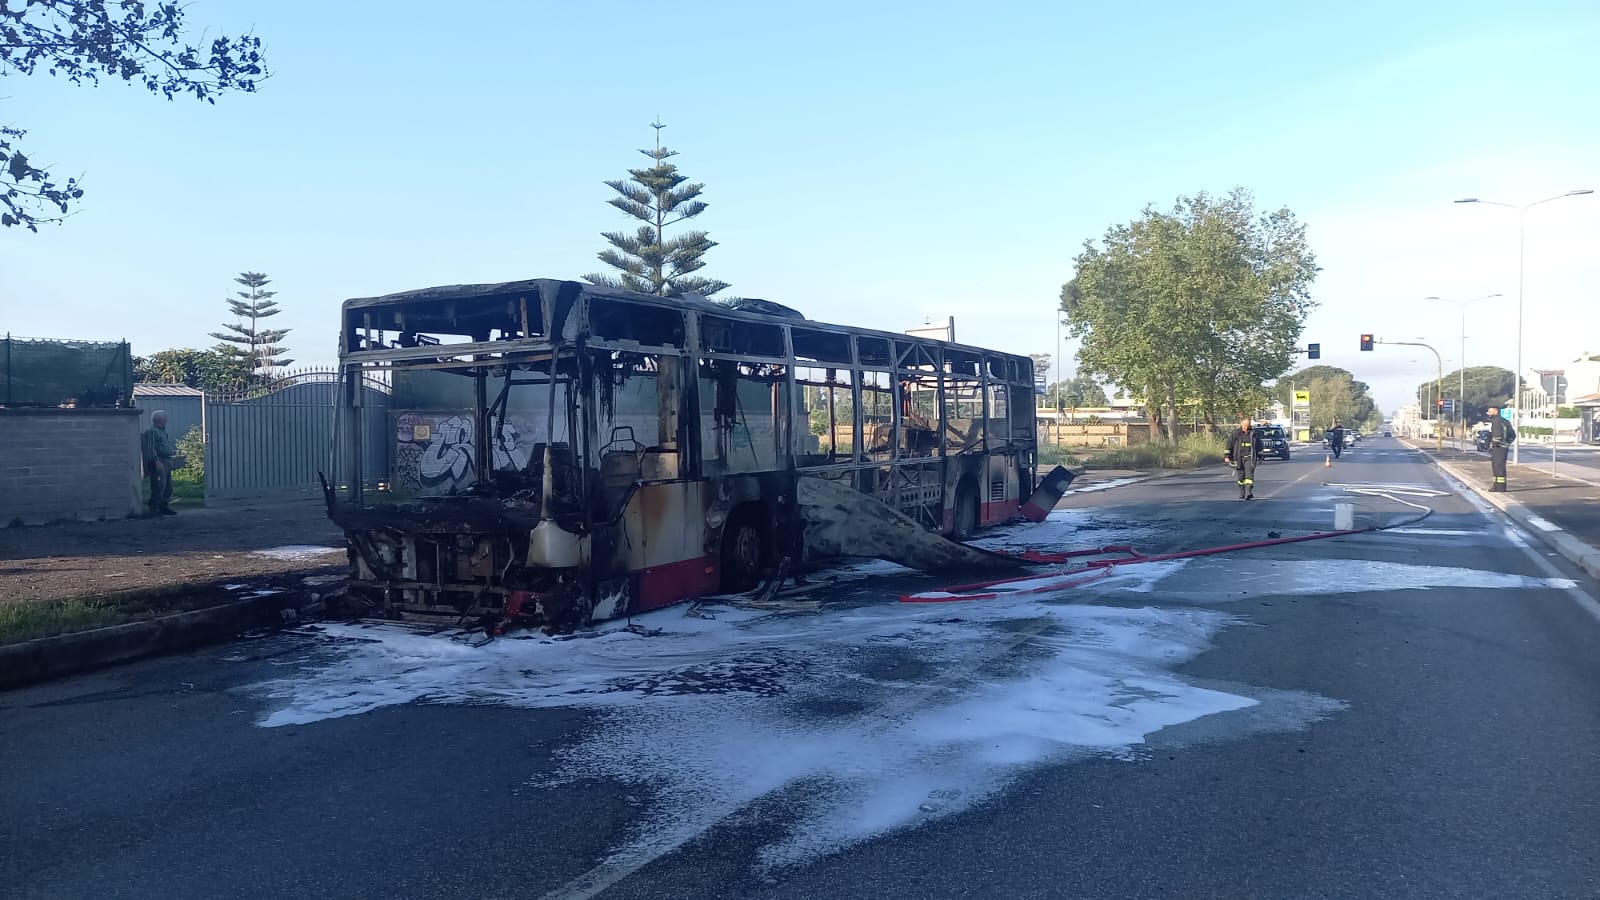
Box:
[952,481,980,540]
[720,512,766,593]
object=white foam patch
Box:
[1066,476,1145,494]
[807,558,914,582]
[252,545,342,561]
[248,592,1280,871]
[971,507,1158,552]
[1149,557,1573,599]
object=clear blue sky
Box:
[2,0,1596,412]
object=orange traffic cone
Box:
[1324,454,1332,468]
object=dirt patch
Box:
[0,502,347,605]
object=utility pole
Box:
[1379,339,1445,453]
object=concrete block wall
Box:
[0,409,144,525]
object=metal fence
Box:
[2,334,133,407]
[204,370,390,504]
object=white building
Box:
[1393,404,1422,438]
[1565,355,1600,403]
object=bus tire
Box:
[720,507,768,593]
[952,479,980,540]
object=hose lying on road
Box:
[901,485,1439,603]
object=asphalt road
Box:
[6,437,1600,899]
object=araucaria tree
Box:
[1062,189,1320,442]
[210,272,291,372]
[1,0,267,230]
[584,121,730,298]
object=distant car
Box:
[1382,430,1392,437]
[1259,425,1291,460]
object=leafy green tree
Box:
[1062,188,1319,441]
[210,271,291,372]
[1415,366,1514,422]
[1,1,267,230]
[133,345,255,392]
[1277,365,1378,434]
[584,120,729,298]
[1046,372,1110,409]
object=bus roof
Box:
[341,277,1028,365]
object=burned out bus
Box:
[327,278,1040,629]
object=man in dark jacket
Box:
[1486,406,1517,492]
[1224,414,1263,500]
[1327,420,1346,459]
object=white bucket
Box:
[1334,502,1354,531]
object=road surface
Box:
[6,437,1600,899]
[1503,443,1600,484]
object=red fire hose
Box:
[900,527,1372,603]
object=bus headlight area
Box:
[324,278,1065,633]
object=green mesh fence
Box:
[1,335,134,407]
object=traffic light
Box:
[1307,343,1321,360]
[1437,398,1445,410]
[1360,334,1374,351]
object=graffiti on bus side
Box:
[393,412,538,494]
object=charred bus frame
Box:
[329,278,1038,628]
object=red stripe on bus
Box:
[981,500,1020,524]
[635,556,721,612]
[944,501,1023,533]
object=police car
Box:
[1259,425,1291,460]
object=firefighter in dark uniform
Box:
[1486,406,1517,492]
[1224,414,1263,500]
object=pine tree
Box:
[210,271,292,373]
[584,120,730,298]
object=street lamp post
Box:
[1426,294,1503,450]
[1383,339,1445,453]
[1456,190,1594,472]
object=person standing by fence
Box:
[1486,406,1516,492]
[141,411,179,515]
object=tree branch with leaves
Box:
[1,0,267,230]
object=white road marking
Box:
[1526,516,1562,533]
[1434,470,1600,626]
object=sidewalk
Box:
[1406,441,1600,581]
[0,502,344,606]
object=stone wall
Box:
[0,408,143,525]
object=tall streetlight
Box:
[1426,293,1503,450]
[1455,189,1594,468]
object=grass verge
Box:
[0,584,241,646]
[1088,433,1228,470]
[1037,444,1083,468]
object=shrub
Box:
[1091,432,1227,470]
[174,425,205,481]
[1038,444,1082,468]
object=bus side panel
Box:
[981,451,1022,526]
[620,481,720,613]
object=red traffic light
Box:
[1437,399,1445,409]
[1359,334,1375,351]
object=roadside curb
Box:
[1409,443,1600,583]
[0,593,302,691]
